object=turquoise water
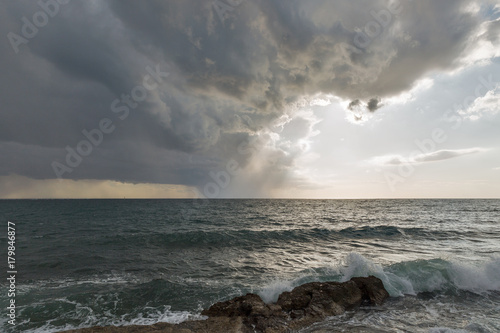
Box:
[0,199,499,332]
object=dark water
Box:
[0,199,499,332]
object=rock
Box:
[277,280,361,315]
[59,276,389,333]
[201,293,270,317]
[202,293,287,332]
[274,279,363,331]
[351,276,390,305]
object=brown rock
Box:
[351,276,390,305]
[277,280,362,314]
[201,293,274,318]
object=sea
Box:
[0,199,499,333]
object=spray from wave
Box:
[258,253,500,302]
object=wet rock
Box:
[201,293,270,317]
[351,276,390,305]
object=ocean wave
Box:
[340,253,500,296]
[99,226,472,249]
[257,253,500,302]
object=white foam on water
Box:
[16,272,143,294]
[448,257,500,293]
[122,306,205,326]
[19,304,206,333]
[8,296,206,333]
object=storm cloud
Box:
[0,0,498,197]
[367,98,382,112]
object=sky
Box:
[0,0,499,199]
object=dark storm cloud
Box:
[367,98,382,112]
[0,0,496,194]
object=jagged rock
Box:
[273,279,363,331]
[59,276,389,333]
[201,293,287,332]
[277,280,362,312]
[351,276,390,305]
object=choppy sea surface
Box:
[0,199,499,332]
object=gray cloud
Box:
[0,0,497,196]
[367,98,382,112]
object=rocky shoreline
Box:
[60,276,389,333]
